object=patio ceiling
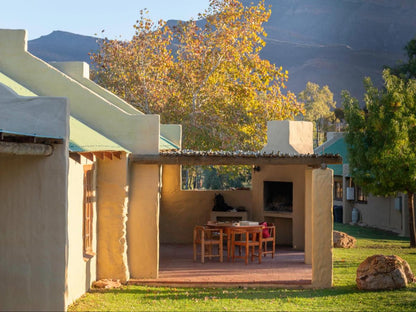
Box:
[131,150,342,167]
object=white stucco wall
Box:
[0,83,67,139]
[0,29,159,154]
[51,61,183,149]
[262,120,314,155]
[66,157,97,306]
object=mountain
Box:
[254,0,416,103]
[28,30,99,64]
[27,0,416,105]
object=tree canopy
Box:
[343,69,416,247]
[389,37,416,80]
[297,82,336,146]
[91,0,302,151]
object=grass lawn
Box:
[69,224,416,311]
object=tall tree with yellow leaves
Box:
[92,0,302,151]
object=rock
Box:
[333,230,356,248]
[356,255,415,290]
[92,279,122,289]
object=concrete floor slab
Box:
[129,244,312,288]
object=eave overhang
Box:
[131,150,342,167]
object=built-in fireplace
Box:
[263,181,293,213]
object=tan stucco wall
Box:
[311,168,333,288]
[160,165,252,244]
[355,195,404,234]
[128,164,161,278]
[96,154,129,282]
[0,146,68,311]
[304,169,313,265]
[67,157,97,306]
[251,164,307,250]
[0,29,160,154]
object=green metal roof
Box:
[0,72,36,97]
[69,118,126,152]
[315,135,348,176]
[159,136,180,151]
[0,71,178,152]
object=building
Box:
[0,29,340,311]
[315,133,409,236]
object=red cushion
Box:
[260,222,270,238]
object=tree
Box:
[91,0,303,151]
[92,10,174,114]
[343,69,416,247]
[389,37,416,80]
[297,82,336,146]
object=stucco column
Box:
[128,164,160,278]
[304,168,312,265]
[311,168,333,288]
[96,155,130,282]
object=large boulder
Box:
[333,230,356,248]
[92,279,122,289]
[356,255,415,290]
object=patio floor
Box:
[129,244,312,288]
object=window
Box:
[334,180,343,201]
[356,186,367,203]
[83,165,94,257]
[181,165,252,190]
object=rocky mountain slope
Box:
[27,0,416,105]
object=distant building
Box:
[315,132,409,236]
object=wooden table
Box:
[206,222,264,261]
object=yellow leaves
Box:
[92,0,300,151]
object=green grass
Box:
[69,224,416,311]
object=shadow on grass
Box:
[334,223,409,242]
[88,284,415,302]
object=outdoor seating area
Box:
[193,221,276,265]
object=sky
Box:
[0,0,210,40]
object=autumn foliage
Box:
[91,0,302,150]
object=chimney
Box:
[261,120,313,155]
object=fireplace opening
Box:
[263,181,293,213]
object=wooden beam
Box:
[104,152,113,160]
[113,151,122,159]
[69,152,81,163]
[94,152,104,160]
[130,153,342,166]
[80,152,94,162]
[0,141,53,156]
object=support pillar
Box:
[311,168,333,288]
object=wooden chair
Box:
[261,223,276,258]
[193,226,223,263]
[231,228,262,265]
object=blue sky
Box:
[0,0,210,40]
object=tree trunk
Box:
[408,192,416,247]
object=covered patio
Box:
[125,121,342,288]
[130,244,312,288]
